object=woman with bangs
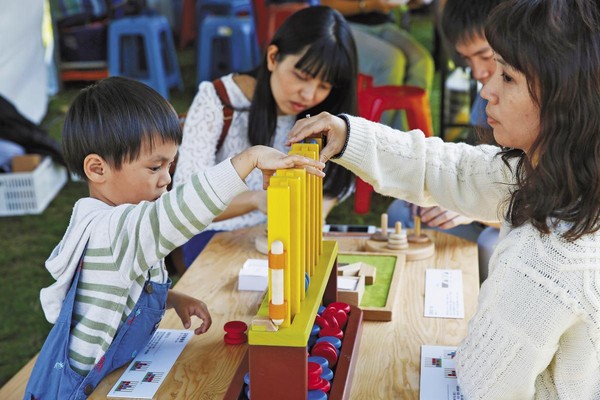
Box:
[287,0,600,398]
[173,6,358,268]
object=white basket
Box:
[0,157,68,216]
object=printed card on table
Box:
[108,329,193,399]
[424,269,464,319]
[420,345,464,400]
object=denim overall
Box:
[24,256,170,400]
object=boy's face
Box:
[455,34,496,85]
[100,139,178,206]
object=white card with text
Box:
[419,345,464,400]
[108,329,192,399]
[424,269,464,319]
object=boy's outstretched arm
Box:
[231,145,326,189]
[167,290,212,335]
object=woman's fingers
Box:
[287,112,348,163]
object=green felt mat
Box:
[338,254,399,307]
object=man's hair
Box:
[62,77,182,180]
[489,0,600,240]
[441,0,504,47]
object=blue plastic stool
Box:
[197,15,260,83]
[108,15,183,99]
[197,0,253,24]
[196,0,254,50]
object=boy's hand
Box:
[286,112,348,163]
[232,145,326,189]
[167,290,212,335]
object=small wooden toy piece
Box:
[364,218,435,261]
[370,213,389,241]
[337,262,376,285]
[254,228,269,255]
[407,215,430,243]
[387,221,409,251]
[358,263,376,285]
[337,262,361,276]
[337,274,365,306]
[251,316,279,332]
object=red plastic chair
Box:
[179,0,197,48]
[252,0,268,48]
[258,3,309,49]
[357,72,374,92]
[354,80,433,214]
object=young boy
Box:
[24,77,324,399]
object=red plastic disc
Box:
[311,345,338,368]
[224,320,248,334]
[314,314,330,329]
[224,333,247,345]
[307,362,323,379]
[318,327,343,339]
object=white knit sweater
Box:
[338,115,600,399]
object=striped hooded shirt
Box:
[40,159,247,375]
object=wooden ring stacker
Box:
[366,214,434,260]
[370,212,389,242]
[364,232,434,260]
[365,220,435,261]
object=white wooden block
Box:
[238,259,268,291]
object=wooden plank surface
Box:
[0,225,478,400]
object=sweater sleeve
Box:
[335,115,515,222]
[455,225,582,399]
[173,81,224,188]
[109,158,248,281]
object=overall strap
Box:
[212,78,234,154]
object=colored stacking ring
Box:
[308,356,329,370]
[308,390,328,400]
[321,366,334,381]
[311,341,338,368]
[316,336,342,350]
[318,326,344,339]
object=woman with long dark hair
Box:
[288,0,600,397]
[174,6,357,267]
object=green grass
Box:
[0,11,438,386]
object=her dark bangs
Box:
[485,2,531,77]
[295,39,352,87]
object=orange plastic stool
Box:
[354,83,433,214]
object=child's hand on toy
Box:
[232,145,326,189]
[167,290,212,335]
[286,112,348,163]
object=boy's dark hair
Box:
[249,5,358,199]
[441,0,504,47]
[488,0,600,240]
[62,77,182,180]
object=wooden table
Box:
[0,225,479,399]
